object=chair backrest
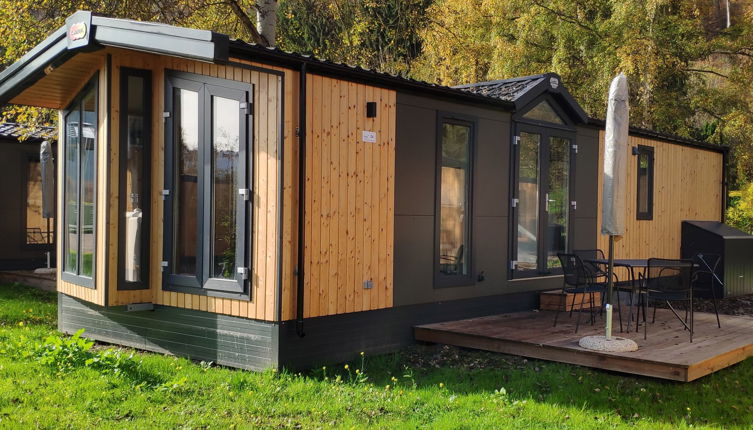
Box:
[692,253,722,288]
[558,253,591,286]
[646,258,695,294]
[572,249,606,273]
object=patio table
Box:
[586,258,650,332]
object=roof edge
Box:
[586,117,728,153]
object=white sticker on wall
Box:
[362,130,377,143]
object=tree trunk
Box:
[257,0,278,47]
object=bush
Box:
[727,184,753,234]
[8,328,139,376]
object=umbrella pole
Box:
[607,235,615,306]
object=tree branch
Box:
[226,0,269,46]
[686,68,729,79]
[530,0,603,39]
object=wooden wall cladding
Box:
[302,75,396,318]
[57,54,108,306]
[102,49,293,322]
[596,131,723,270]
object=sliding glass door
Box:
[512,125,574,278]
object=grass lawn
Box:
[1,284,753,429]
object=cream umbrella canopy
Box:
[579,73,637,352]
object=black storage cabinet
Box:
[681,221,753,298]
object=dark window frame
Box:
[163,70,253,300]
[635,145,654,220]
[434,111,476,289]
[61,73,98,289]
[509,123,576,279]
[118,68,152,290]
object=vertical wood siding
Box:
[596,131,723,270]
[100,50,292,322]
[302,75,396,318]
[57,54,108,306]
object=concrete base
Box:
[578,335,639,352]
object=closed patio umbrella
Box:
[579,73,637,352]
[40,140,54,219]
[602,73,629,309]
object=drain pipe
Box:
[296,62,307,337]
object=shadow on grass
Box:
[298,343,753,428]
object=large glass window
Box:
[62,76,97,287]
[119,69,151,289]
[164,72,251,297]
[436,117,474,287]
[513,128,573,277]
[636,145,654,220]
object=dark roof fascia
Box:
[514,74,589,124]
[227,41,516,111]
[586,117,728,154]
[0,10,230,106]
[0,27,72,105]
[91,15,229,62]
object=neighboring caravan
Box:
[0,11,727,370]
[0,123,56,270]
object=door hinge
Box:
[513,135,520,146]
[240,102,252,115]
[237,267,249,280]
[571,200,577,210]
[162,111,171,118]
[160,261,168,271]
[238,188,250,201]
[511,198,519,208]
[572,144,578,154]
[161,189,170,200]
[510,260,517,270]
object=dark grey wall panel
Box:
[474,119,510,217]
[279,291,538,370]
[395,104,436,217]
[393,215,434,305]
[394,91,520,307]
[571,217,598,251]
[58,293,278,370]
[573,126,599,219]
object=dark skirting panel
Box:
[278,291,538,370]
[58,293,279,370]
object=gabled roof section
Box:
[0,122,57,142]
[0,10,229,106]
[454,73,589,124]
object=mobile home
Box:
[0,11,727,370]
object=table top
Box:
[586,258,697,268]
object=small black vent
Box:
[366,101,377,118]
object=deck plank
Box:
[414,310,753,382]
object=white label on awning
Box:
[362,130,376,143]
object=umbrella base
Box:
[578,335,638,352]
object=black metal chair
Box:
[572,248,626,330]
[639,258,695,342]
[692,253,722,328]
[553,253,605,333]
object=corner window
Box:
[636,145,654,220]
[119,69,151,290]
[436,115,474,287]
[163,71,252,297]
[62,76,97,287]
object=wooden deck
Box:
[414,309,753,382]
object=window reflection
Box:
[174,88,199,275]
[439,123,471,277]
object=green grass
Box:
[1,283,753,429]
